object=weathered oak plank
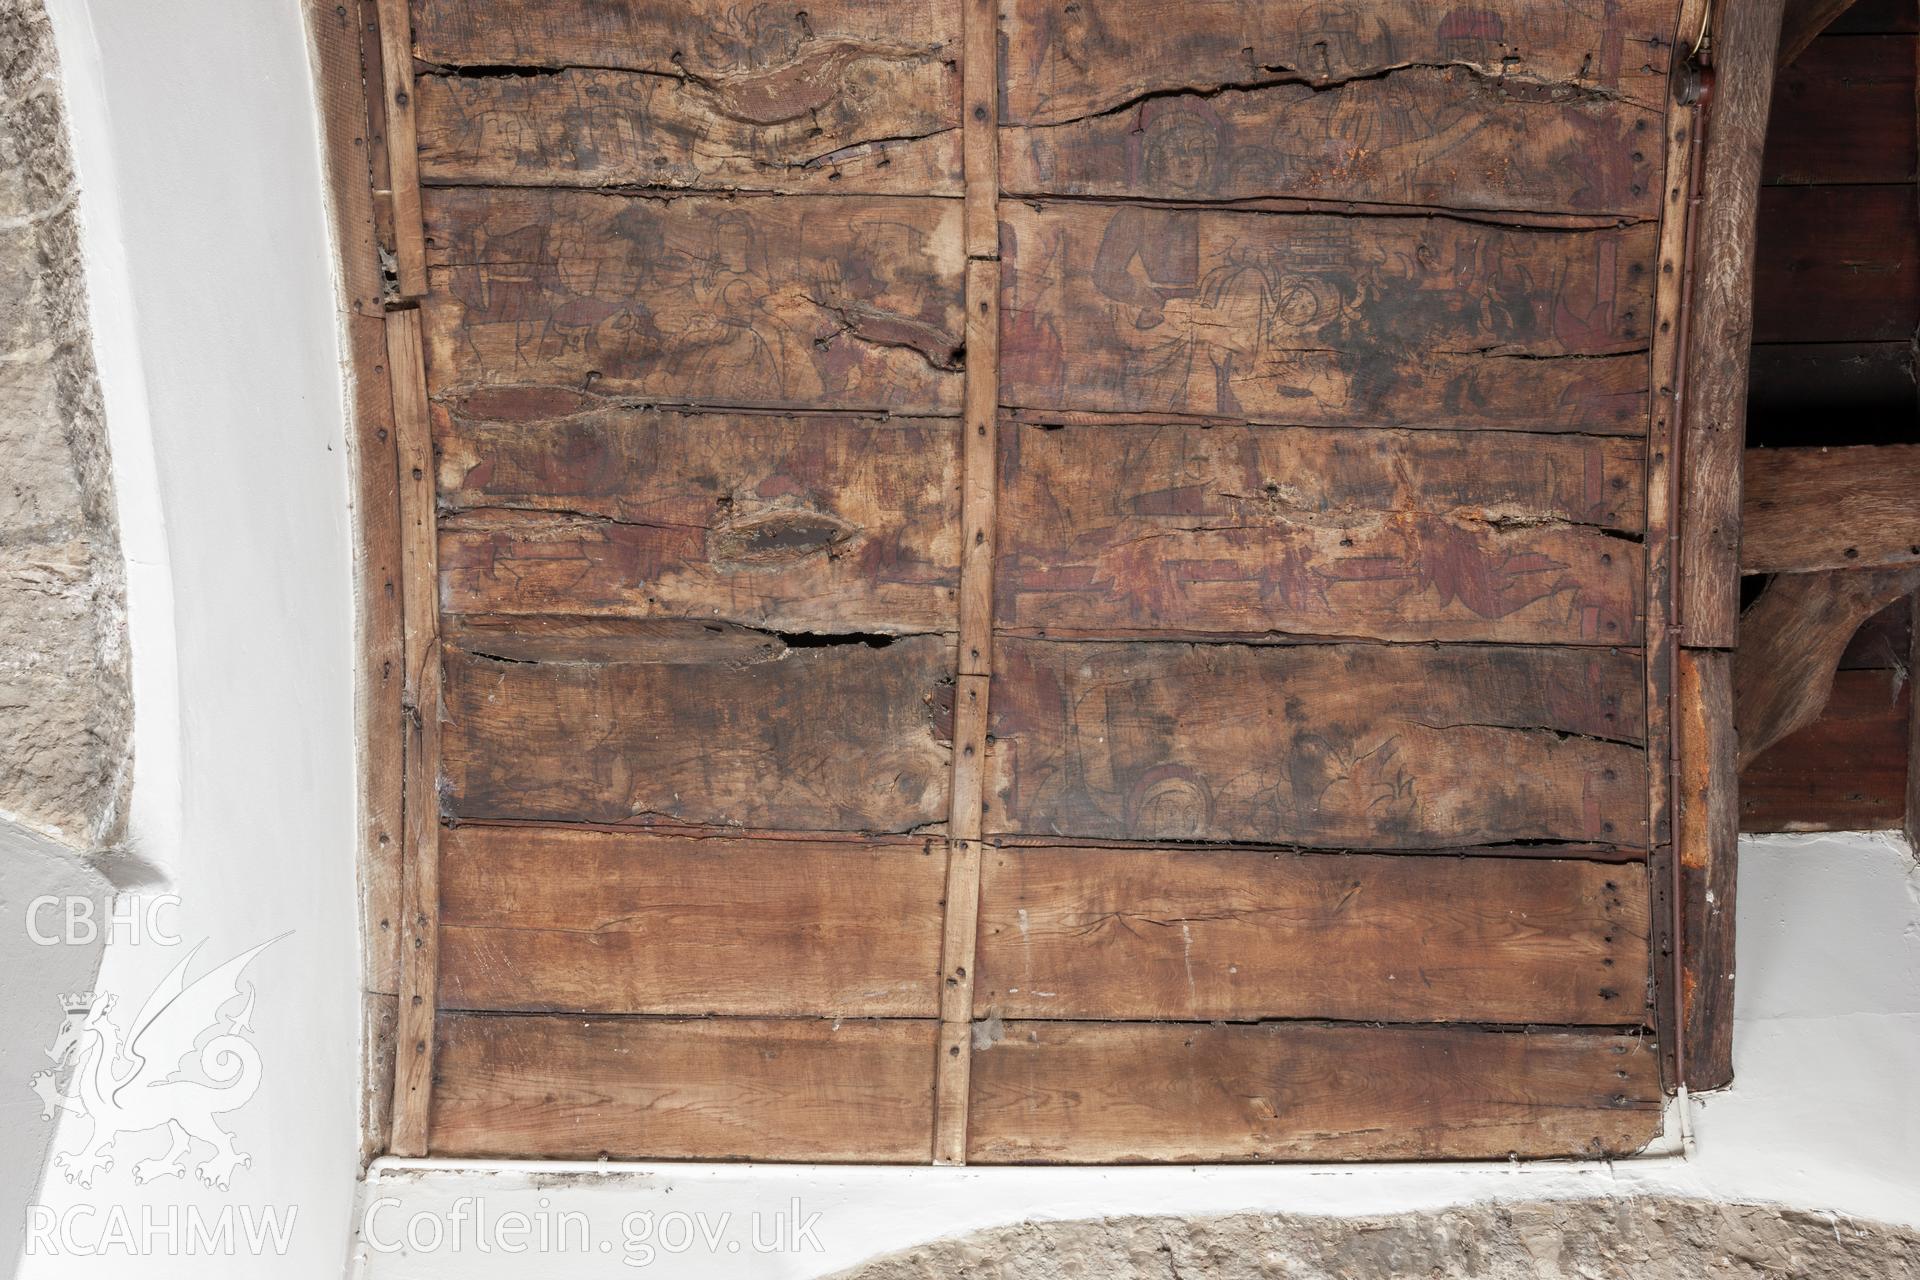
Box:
[431,1013,937,1161]
[438,826,945,1016]
[999,202,1655,430]
[437,406,961,634]
[416,67,961,195]
[422,189,964,412]
[966,1022,1664,1163]
[998,0,1679,126]
[442,633,952,832]
[988,639,1647,848]
[975,848,1651,1025]
[1752,185,1920,345]
[412,0,962,81]
[1001,69,1663,217]
[1764,34,1918,185]
[996,422,1646,644]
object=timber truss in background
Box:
[302,0,1915,1163]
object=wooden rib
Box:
[386,307,442,1155]
[1645,19,1702,1084]
[1677,0,1787,647]
[934,0,1000,1165]
[1734,566,1920,767]
[966,1022,1666,1164]
[962,0,998,258]
[372,0,426,297]
[1675,648,1737,1091]
[1741,444,1920,574]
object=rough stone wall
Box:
[0,0,131,852]
[833,1199,1920,1279]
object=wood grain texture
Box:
[999,202,1655,430]
[386,309,443,1157]
[415,65,961,195]
[1741,445,1920,574]
[438,826,945,1015]
[422,189,964,413]
[431,1013,937,1161]
[1752,184,1920,344]
[1001,67,1663,217]
[1675,648,1736,1090]
[957,258,1000,674]
[975,848,1651,1025]
[437,406,961,633]
[1764,34,1918,184]
[997,0,1679,126]
[966,1022,1664,1163]
[442,633,952,832]
[412,0,962,78]
[1734,566,1920,767]
[1741,666,1910,832]
[988,639,1648,848]
[374,0,427,295]
[1778,0,1871,66]
[995,422,1646,644]
[1676,0,1787,648]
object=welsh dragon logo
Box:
[31,936,281,1190]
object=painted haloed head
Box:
[1136,103,1223,195]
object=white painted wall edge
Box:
[16,2,366,1277]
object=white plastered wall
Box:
[13,5,1920,1278]
[16,1,363,1276]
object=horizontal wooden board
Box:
[1753,184,1920,345]
[439,826,945,1015]
[412,0,962,77]
[1831,0,1919,33]
[1763,35,1918,186]
[998,0,1679,125]
[1741,444,1920,574]
[422,190,964,412]
[1740,668,1910,833]
[966,1021,1664,1162]
[1842,599,1913,669]
[975,848,1651,1024]
[999,202,1655,430]
[1001,68,1663,216]
[996,422,1645,643]
[442,632,952,832]
[988,639,1647,848]
[431,1013,937,1161]
[437,406,960,633]
[416,66,962,195]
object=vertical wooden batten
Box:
[372,0,427,298]
[1646,0,1709,1087]
[933,0,1001,1167]
[385,308,443,1156]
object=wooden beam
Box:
[1779,0,1862,67]
[1676,649,1737,1090]
[372,0,426,297]
[932,0,1000,1167]
[1742,444,1920,574]
[1680,0,1788,647]
[1735,566,1920,767]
